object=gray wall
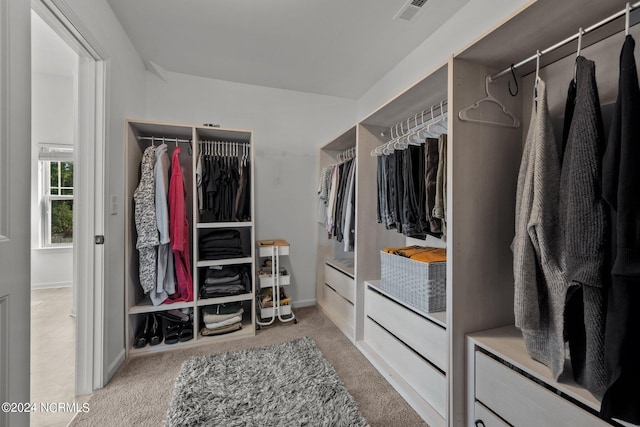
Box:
[145,71,357,306]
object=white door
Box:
[0,1,33,426]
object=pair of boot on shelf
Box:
[133,309,193,348]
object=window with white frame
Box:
[39,144,74,247]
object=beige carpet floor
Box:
[70,305,427,426]
[31,287,89,427]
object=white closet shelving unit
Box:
[317,1,632,425]
[256,239,296,327]
[124,119,256,356]
[457,1,637,426]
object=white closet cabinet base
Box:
[475,351,609,427]
[318,261,355,340]
[365,283,447,372]
[474,401,509,427]
[324,263,355,303]
[318,282,354,338]
[364,317,447,419]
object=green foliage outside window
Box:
[49,161,74,244]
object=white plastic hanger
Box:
[533,50,541,104]
[626,2,631,36]
[427,101,448,135]
[458,75,520,128]
[573,28,583,81]
[407,111,426,144]
[393,120,409,150]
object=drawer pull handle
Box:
[474,420,485,427]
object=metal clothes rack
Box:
[138,136,191,145]
[489,1,638,82]
[371,99,448,156]
[336,146,356,163]
[198,140,250,161]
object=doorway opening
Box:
[30,9,82,427]
[30,1,106,425]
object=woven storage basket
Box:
[380,250,446,313]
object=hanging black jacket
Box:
[600,35,640,425]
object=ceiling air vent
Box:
[394,0,428,21]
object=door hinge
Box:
[95,235,105,245]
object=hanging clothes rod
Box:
[138,136,191,143]
[336,146,356,162]
[198,139,251,147]
[490,1,639,82]
[382,100,448,138]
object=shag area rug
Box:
[165,336,368,426]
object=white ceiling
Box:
[106,0,469,99]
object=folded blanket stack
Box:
[200,302,244,336]
[199,229,245,260]
[200,266,250,298]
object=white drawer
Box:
[324,263,355,303]
[321,282,354,334]
[474,401,509,427]
[365,317,447,418]
[365,286,447,371]
[258,244,289,257]
[475,352,609,427]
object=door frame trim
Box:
[31,0,108,395]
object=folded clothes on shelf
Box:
[259,287,290,308]
[203,301,243,315]
[204,315,243,330]
[202,307,244,324]
[200,266,251,298]
[257,266,288,276]
[383,245,446,263]
[199,229,245,260]
[199,229,241,247]
[200,322,242,336]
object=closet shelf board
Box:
[196,293,254,306]
[325,258,355,278]
[128,323,254,357]
[455,0,631,77]
[197,319,254,342]
[366,281,447,328]
[127,119,193,141]
[196,221,253,229]
[468,325,601,412]
[360,63,448,128]
[128,300,194,315]
[196,257,253,268]
[322,126,356,152]
[195,126,252,143]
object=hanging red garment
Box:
[167,146,193,303]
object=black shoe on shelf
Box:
[164,320,181,345]
[179,323,194,342]
[133,314,151,349]
[148,313,163,346]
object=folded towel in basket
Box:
[383,245,446,263]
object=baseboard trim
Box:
[31,281,72,290]
[292,298,316,308]
[106,348,125,384]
